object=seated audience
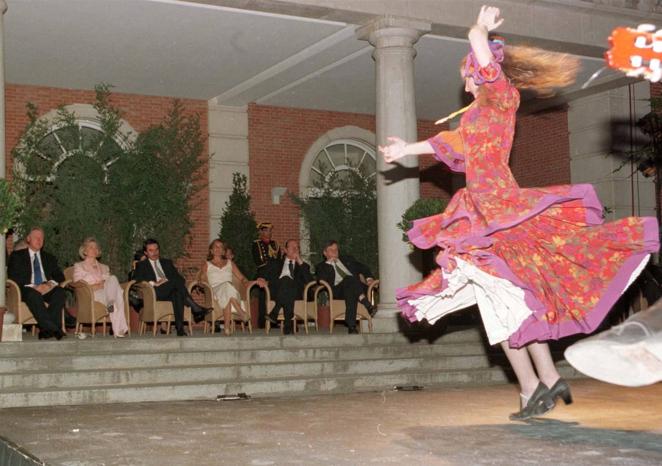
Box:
[202,239,265,335]
[264,239,314,334]
[7,227,68,340]
[73,237,129,338]
[133,238,210,336]
[315,240,377,334]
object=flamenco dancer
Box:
[379,5,660,420]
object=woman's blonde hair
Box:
[502,45,580,96]
[79,237,101,259]
[207,239,227,261]
[462,44,580,96]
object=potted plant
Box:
[398,197,448,275]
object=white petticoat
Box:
[409,256,651,346]
[409,258,533,345]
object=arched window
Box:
[309,139,376,189]
[31,121,124,182]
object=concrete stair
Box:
[0,327,579,408]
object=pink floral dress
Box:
[398,62,660,348]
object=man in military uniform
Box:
[252,222,282,328]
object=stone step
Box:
[0,341,494,373]
[0,363,580,408]
[0,354,507,390]
[0,327,486,356]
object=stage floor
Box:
[0,379,660,465]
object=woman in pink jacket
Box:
[73,237,129,338]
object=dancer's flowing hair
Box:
[462,44,580,96]
[502,45,580,96]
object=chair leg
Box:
[152,321,158,336]
[188,320,193,336]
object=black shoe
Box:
[348,327,359,334]
[38,330,53,340]
[548,378,573,405]
[509,383,555,421]
[64,312,77,328]
[176,328,186,337]
[266,315,280,327]
[360,298,377,317]
[283,325,293,335]
[187,297,212,319]
[54,329,66,340]
[192,309,210,323]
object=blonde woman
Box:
[202,240,265,334]
[73,237,129,338]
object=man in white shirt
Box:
[315,240,377,334]
[133,238,210,336]
[7,227,67,339]
[264,239,314,334]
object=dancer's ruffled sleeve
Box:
[427,129,465,173]
[476,62,518,112]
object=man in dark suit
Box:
[263,239,314,334]
[7,227,67,340]
[315,240,377,334]
[133,238,210,336]
[251,222,282,328]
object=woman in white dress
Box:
[202,240,265,334]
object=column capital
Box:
[357,15,431,49]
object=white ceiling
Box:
[6,0,606,120]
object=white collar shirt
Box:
[326,258,352,286]
[280,258,296,279]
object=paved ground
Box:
[0,379,660,465]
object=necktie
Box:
[155,261,166,280]
[288,260,295,277]
[33,254,44,285]
[333,261,349,280]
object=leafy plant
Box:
[218,173,258,278]
[398,197,449,244]
[292,167,377,273]
[0,179,21,235]
[11,84,205,274]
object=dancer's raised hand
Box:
[379,137,408,163]
[476,5,504,31]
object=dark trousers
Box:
[154,280,186,332]
[268,276,299,332]
[22,286,66,333]
[332,276,366,328]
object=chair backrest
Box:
[64,266,74,282]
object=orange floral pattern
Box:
[398,63,660,347]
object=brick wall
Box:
[5,84,209,277]
[248,103,570,247]
[511,106,571,187]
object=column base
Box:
[367,304,402,333]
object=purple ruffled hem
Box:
[398,216,660,345]
[508,216,660,347]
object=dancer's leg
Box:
[527,342,561,388]
[500,341,539,398]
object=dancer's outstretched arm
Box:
[468,5,503,67]
[378,137,433,164]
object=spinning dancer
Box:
[379,5,659,420]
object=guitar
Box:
[606,24,662,82]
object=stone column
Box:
[358,16,430,332]
[207,100,250,241]
[0,0,8,314]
